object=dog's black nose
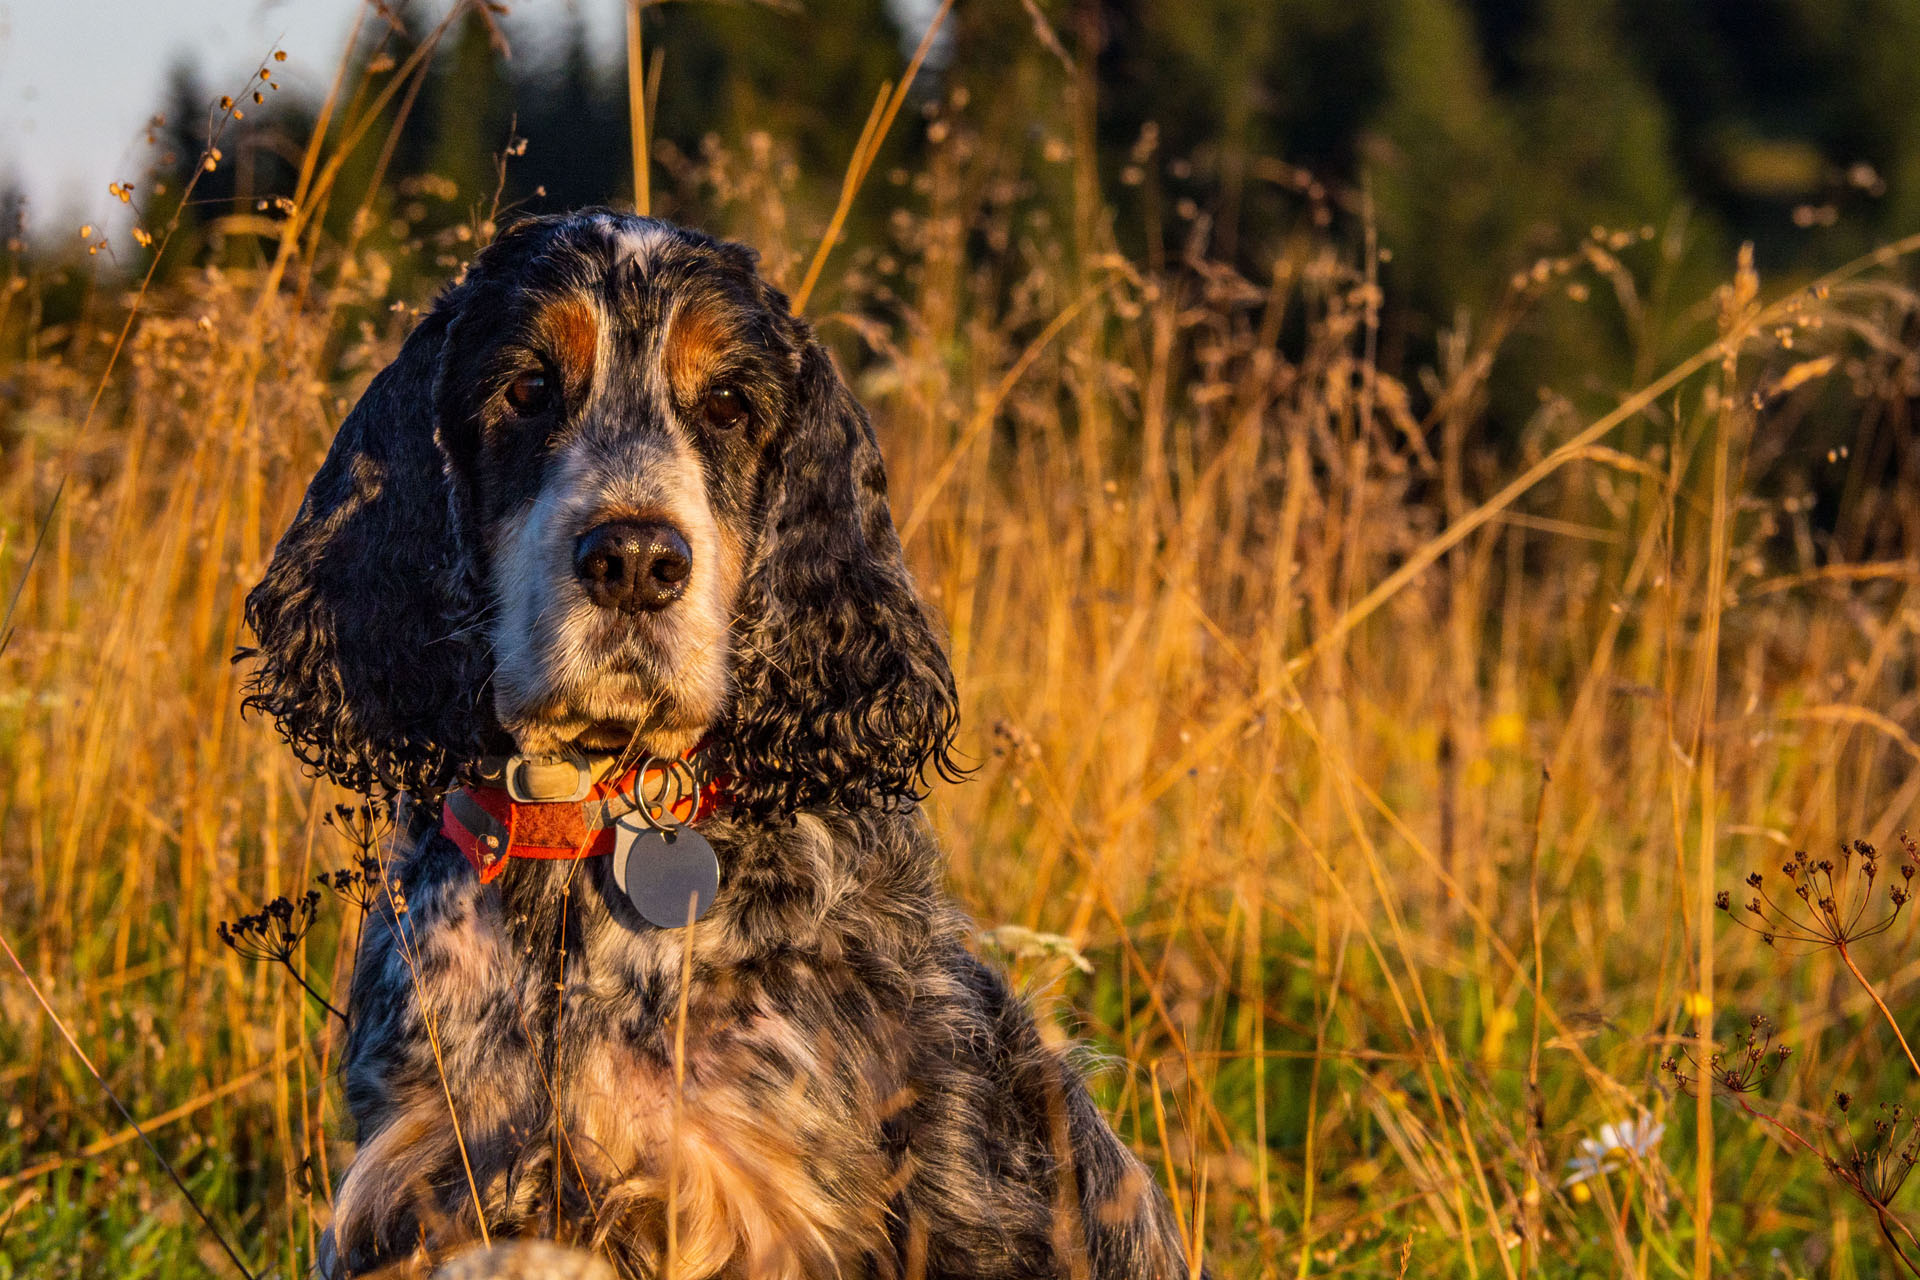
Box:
[574,521,692,613]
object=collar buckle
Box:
[501,753,594,804]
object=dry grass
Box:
[7,7,1920,1277]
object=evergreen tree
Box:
[422,8,518,223]
[518,14,625,212]
[1829,0,1920,239]
[1364,0,1518,320]
[1513,0,1677,231]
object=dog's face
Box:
[245,213,957,815]
[436,220,790,759]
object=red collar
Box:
[441,753,726,884]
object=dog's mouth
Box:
[493,622,728,758]
[505,684,711,757]
[572,718,649,753]
[566,715,708,760]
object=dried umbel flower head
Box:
[1718,835,1916,950]
[318,796,396,916]
[319,854,384,915]
[1826,1097,1920,1209]
[217,890,322,965]
[216,890,343,1021]
[324,795,394,855]
[1663,1014,1792,1096]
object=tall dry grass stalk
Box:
[7,5,1920,1276]
[627,0,650,217]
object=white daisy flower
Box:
[1564,1113,1665,1186]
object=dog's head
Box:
[244,212,958,817]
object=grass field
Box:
[7,7,1920,1277]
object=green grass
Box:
[7,7,1920,1278]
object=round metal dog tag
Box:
[612,817,718,929]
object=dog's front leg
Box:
[323,833,538,1277]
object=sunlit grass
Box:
[6,3,1920,1277]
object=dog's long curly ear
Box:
[721,336,961,818]
[241,302,491,798]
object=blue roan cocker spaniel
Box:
[243,212,1189,1279]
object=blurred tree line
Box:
[40,0,1920,428]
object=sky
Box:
[0,0,621,241]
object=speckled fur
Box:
[244,213,1188,1279]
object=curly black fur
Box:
[715,339,961,818]
[241,304,496,797]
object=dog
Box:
[244,212,1190,1279]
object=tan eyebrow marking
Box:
[663,300,734,399]
[532,295,599,386]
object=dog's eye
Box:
[504,371,553,417]
[702,386,748,430]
